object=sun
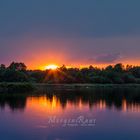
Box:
[45,64,58,70]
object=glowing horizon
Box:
[27,61,140,70]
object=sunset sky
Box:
[1,0,140,69]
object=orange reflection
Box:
[26,96,63,115]
[122,99,140,112]
[26,96,90,115]
[25,95,140,115]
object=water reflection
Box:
[0,94,27,111]
[0,87,140,112]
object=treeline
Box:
[1,62,140,84]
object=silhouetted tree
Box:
[8,62,27,71]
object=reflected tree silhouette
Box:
[0,87,140,111]
[0,94,27,111]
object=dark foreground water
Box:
[0,87,140,140]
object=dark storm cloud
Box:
[0,0,140,39]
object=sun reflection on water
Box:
[24,95,140,114]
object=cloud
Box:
[88,53,121,64]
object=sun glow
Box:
[45,64,58,70]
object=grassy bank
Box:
[1,83,140,93]
[0,83,35,93]
[34,83,140,88]
[32,83,140,93]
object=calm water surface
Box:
[0,87,140,140]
